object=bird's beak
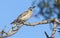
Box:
[29,6,35,9]
[28,6,35,11]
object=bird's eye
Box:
[30,9,32,11]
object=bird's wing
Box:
[17,11,28,19]
[11,11,28,24]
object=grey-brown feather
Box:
[11,6,35,25]
[11,19,25,24]
[11,11,29,24]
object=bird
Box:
[11,6,35,27]
[7,6,35,36]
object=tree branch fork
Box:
[0,18,60,38]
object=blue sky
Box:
[0,0,60,38]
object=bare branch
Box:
[0,18,59,38]
[24,18,54,26]
[24,18,60,38]
[44,31,50,38]
[5,24,23,37]
[51,19,57,38]
[2,18,54,37]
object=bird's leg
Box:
[12,20,25,31]
[12,27,19,31]
[19,20,25,24]
[12,23,21,31]
[12,24,17,27]
[12,24,18,31]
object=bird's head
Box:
[28,6,35,11]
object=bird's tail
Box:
[10,21,14,24]
[10,20,16,24]
[29,6,35,9]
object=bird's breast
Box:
[20,11,32,20]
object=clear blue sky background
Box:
[0,0,60,38]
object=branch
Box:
[24,18,54,26]
[0,30,7,38]
[44,18,59,38]
[6,18,55,37]
[24,18,59,38]
[51,19,57,38]
[44,31,50,38]
[5,24,23,37]
[0,24,24,38]
[1,18,54,37]
[44,31,54,38]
